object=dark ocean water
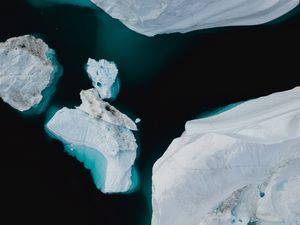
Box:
[1,1,300,225]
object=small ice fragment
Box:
[85,58,120,100]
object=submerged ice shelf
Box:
[46,87,138,193]
[0,35,62,112]
[89,0,299,36]
[152,87,300,225]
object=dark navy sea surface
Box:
[1,1,300,225]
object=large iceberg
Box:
[0,35,62,112]
[152,87,300,225]
[46,88,138,193]
[89,0,299,36]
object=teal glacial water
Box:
[1,1,300,225]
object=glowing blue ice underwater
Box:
[45,58,139,194]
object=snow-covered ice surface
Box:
[152,87,300,225]
[89,0,299,36]
[85,58,120,100]
[0,35,62,112]
[46,88,138,193]
[78,88,137,130]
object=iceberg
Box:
[46,88,138,193]
[89,0,299,36]
[0,35,62,113]
[85,58,120,100]
[78,88,137,130]
[25,0,300,36]
[152,87,300,225]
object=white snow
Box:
[152,87,300,225]
[89,0,299,36]
[0,35,61,112]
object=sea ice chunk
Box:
[85,58,120,100]
[0,35,62,112]
[89,0,299,36]
[46,88,138,193]
[78,88,137,130]
[152,87,300,225]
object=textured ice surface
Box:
[78,88,137,130]
[85,58,120,100]
[26,0,300,36]
[0,35,62,112]
[46,88,138,193]
[89,0,299,36]
[152,87,300,225]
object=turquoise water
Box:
[66,144,108,192]
[45,107,139,194]
[45,120,108,192]
[110,78,121,100]
[197,101,243,119]
[1,1,300,225]
[27,0,96,8]
[259,192,265,198]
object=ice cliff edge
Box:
[89,0,299,36]
[26,0,299,36]
[152,87,300,225]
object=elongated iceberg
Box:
[152,87,300,225]
[85,58,120,100]
[46,88,138,193]
[0,35,62,112]
[78,88,137,130]
[89,0,299,36]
